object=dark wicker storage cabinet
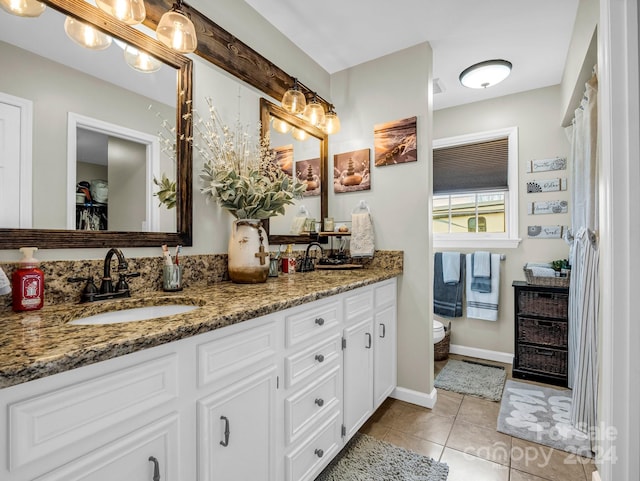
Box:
[512,281,569,387]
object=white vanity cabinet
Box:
[373,280,398,409]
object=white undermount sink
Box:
[68,304,200,325]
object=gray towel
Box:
[471,252,492,293]
[434,252,465,317]
[442,251,461,284]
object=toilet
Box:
[433,319,446,344]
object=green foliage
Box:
[551,259,570,271]
[153,173,177,210]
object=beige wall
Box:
[433,85,571,355]
[330,43,434,394]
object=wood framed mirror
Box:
[0,0,192,248]
[260,98,328,245]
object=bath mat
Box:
[315,433,449,481]
[497,380,593,458]
[434,359,506,401]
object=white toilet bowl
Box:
[433,319,445,344]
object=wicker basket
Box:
[434,322,451,361]
[518,290,569,318]
[524,268,570,287]
[517,345,567,375]
[517,317,568,347]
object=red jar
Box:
[12,247,44,312]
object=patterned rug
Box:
[434,359,506,401]
[315,433,449,481]
[497,380,593,457]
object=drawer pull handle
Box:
[315,317,325,326]
[315,448,324,458]
[315,398,324,407]
[380,323,386,338]
[315,354,325,363]
[220,415,230,447]
[148,456,161,481]
[537,320,554,327]
[366,332,372,349]
[536,349,554,356]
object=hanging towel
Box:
[442,252,461,284]
[466,253,501,321]
[471,251,492,293]
[434,252,465,317]
[350,212,375,257]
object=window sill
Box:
[433,236,522,249]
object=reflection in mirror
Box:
[260,98,328,245]
[0,0,192,248]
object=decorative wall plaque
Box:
[527,225,564,239]
[527,200,569,215]
[526,157,567,173]
[527,178,567,193]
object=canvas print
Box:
[527,178,567,193]
[334,148,371,193]
[374,116,417,166]
[272,144,293,175]
[526,157,567,173]
[527,200,569,215]
[528,225,564,239]
[296,158,321,197]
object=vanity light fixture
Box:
[124,45,162,72]
[64,16,113,50]
[271,116,292,134]
[323,104,341,135]
[156,0,197,54]
[302,93,325,129]
[459,59,512,89]
[96,0,145,25]
[281,78,306,115]
[0,0,45,17]
[291,127,308,142]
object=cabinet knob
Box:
[315,448,324,458]
[315,398,324,407]
[148,456,161,481]
[315,354,325,363]
[315,317,325,326]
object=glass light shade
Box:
[96,0,145,25]
[459,59,512,89]
[291,127,308,141]
[156,9,197,54]
[64,16,112,50]
[323,111,341,135]
[282,88,306,115]
[302,101,325,128]
[272,117,291,134]
[0,0,45,16]
[124,45,162,73]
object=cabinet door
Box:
[197,366,277,481]
[374,304,397,409]
[342,317,374,439]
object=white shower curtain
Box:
[566,71,599,444]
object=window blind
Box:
[433,138,508,194]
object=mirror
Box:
[260,98,328,245]
[0,0,192,249]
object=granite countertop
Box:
[0,268,401,389]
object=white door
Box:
[0,93,32,228]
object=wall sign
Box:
[526,157,567,173]
[527,178,567,193]
[527,200,568,215]
[527,225,564,239]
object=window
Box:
[432,127,520,248]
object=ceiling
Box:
[242,0,580,110]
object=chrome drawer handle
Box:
[315,448,324,458]
[315,398,324,407]
[315,317,325,326]
[315,354,325,363]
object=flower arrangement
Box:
[155,98,305,219]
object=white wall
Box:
[433,85,570,355]
[330,43,434,395]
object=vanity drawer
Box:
[285,410,342,481]
[344,287,373,324]
[517,317,568,348]
[285,300,340,348]
[374,279,397,309]
[284,364,341,445]
[285,333,342,389]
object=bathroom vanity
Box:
[0,271,399,481]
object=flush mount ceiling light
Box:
[96,0,146,25]
[459,59,512,89]
[0,0,45,17]
[156,0,197,54]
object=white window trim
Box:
[432,126,521,249]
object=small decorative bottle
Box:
[12,247,45,312]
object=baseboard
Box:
[449,344,514,365]
[391,386,437,409]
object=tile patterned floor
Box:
[359,354,597,481]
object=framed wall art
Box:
[273,144,293,175]
[374,116,417,166]
[334,148,371,193]
[296,158,321,197]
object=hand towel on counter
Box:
[442,251,461,284]
[471,251,492,293]
[466,253,501,321]
[350,212,375,257]
[434,252,465,317]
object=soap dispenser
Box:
[12,247,45,312]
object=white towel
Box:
[350,212,375,257]
[442,252,461,284]
[466,253,501,321]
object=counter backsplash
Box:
[0,250,402,312]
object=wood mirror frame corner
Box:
[259,98,328,245]
[0,0,193,249]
